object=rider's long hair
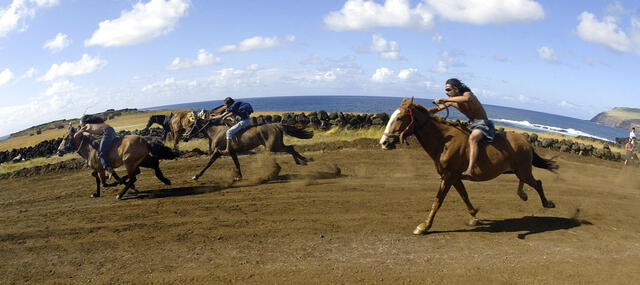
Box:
[446,78,471,93]
[81,115,105,124]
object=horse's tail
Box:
[280,124,314,139]
[532,149,558,172]
[147,140,179,160]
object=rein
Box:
[190,120,211,138]
[399,107,415,144]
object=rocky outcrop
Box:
[591,107,640,129]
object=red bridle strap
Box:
[399,107,415,144]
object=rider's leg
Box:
[99,127,118,179]
[462,130,484,177]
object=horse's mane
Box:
[411,104,471,134]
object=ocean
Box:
[148,95,627,142]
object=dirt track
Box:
[2,144,640,284]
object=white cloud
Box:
[371,34,402,60]
[559,100,577,108]
[427,0,544,24]
[0,68,13,86]
[42,80,77,96]
[397,68,417,80]
[168,49,221,70]
[41,54,107,81]
[371,67,394,82]
[576,11,634,53]
[85,0,189,47]
[43,33,71,53]
[431,51,463,73]
[218,35,295,53]
[432,33,443,43]
[536,46,558,63]
[20,67,36,79]
[324,0,435,31]
[1,0,58,37]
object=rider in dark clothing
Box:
[76,115,118,178]
[211,97,253,154]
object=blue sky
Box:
[0,0,638,136]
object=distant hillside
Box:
[8,108,141,139]
[591,107,640,130]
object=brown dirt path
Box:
[1,147,640,284]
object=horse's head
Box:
[380,97,417,150]
[57,123,78,156]
[183,117,205,142]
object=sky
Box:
[0,0,639,136]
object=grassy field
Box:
[0,110,625,174]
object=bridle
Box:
[187,119,210,139]
[399,107,415,144]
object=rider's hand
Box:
[433,98,445,104]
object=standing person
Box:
[211,97,254,155]
[630,127,637,147]
[75,115,119,179]
[624,138,635,166]
[432,78,495,178]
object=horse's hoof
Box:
[164,180,172,185]
[544,200,556,208]
[192,176,199,181]
[233,176,242,181]
[517,189,528,201]
[412,225,428,235]
[90,193,100,198]
[116,194,124,200]
[467,218,479,226]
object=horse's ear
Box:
[68,122,74,129]
[409,97,414,105]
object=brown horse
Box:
[167,111,197,151]
[57,124,176,199]
[183,117,313,181]
[168,105,228,153]
[379,98,558,235]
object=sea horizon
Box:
[1,95,629,142]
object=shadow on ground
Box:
[431,216,593,239]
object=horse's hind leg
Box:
[284,145,308,165]
[91,171,101,198]
[141,156,171,185]
[451,180,479,226]
[517,181,528,201]
[116,175,137,200]
[517,171,554,208]
[229,152,242,181]
[193,151,222,180]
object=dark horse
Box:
[57,123,177,200]
[183,117,313,181]
[144,113,173,139]
[379,98,558,235]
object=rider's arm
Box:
[74,125,88,139]
[437,91,473,104]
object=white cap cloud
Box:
[536,46,558,62]
[371,34,402,60]
[324,0,435,31]
[371,67,419,82]
[41,54,107,81]
[576,11,637,53]
[427,0,544,24]
[43,80,77,96]
[218,35,296,52]
[43,33,71,53]
[168,49,221,70]
[85,0,189,47]
[0,0,59,37]
[0,68,14,86]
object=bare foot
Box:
[461,170,474,179]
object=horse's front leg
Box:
[451,179,480,226]
[192,151,222,180]
[91,171,101,198]
[414,178,452,235]
[229,151,243,181]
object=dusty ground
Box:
[1,144,640,284]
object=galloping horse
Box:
[144,113,173,139]
[379,98,558,235]
[168,105,227,152]
[183,117,313,181]
[57,124,176,199]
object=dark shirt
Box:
[226,101,252,120]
